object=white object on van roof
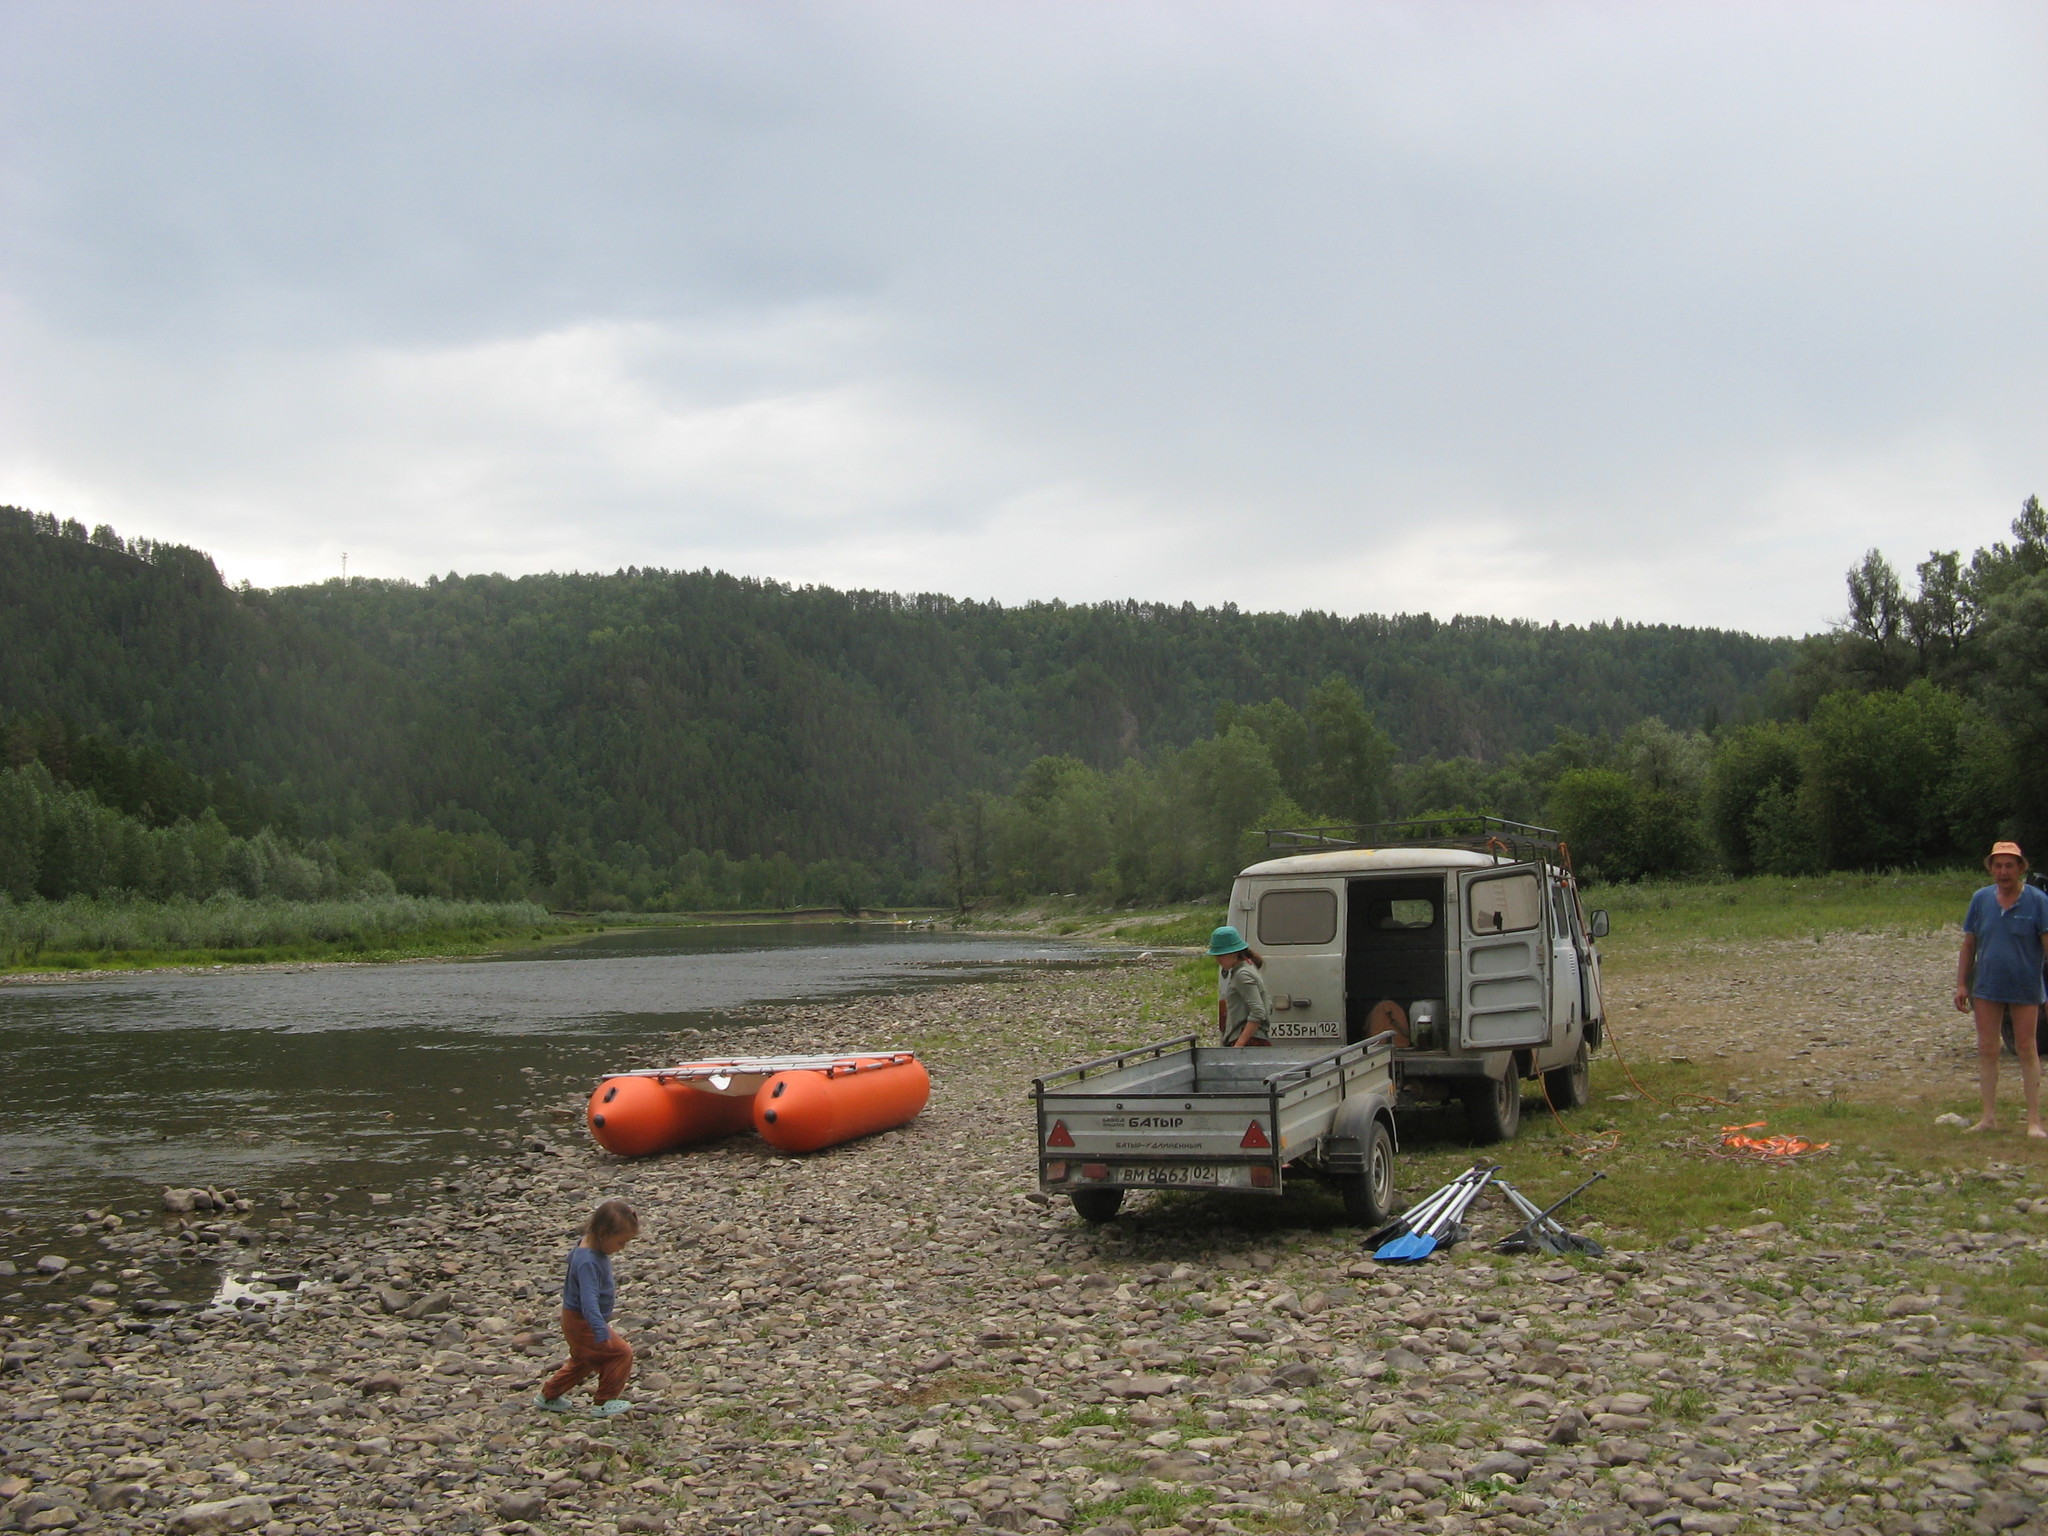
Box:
[1241,847,1514,877]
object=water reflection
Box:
[0,924,1082,1271]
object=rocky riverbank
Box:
[5,959,2048,1536]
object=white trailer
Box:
[1032,1033,1398,1225]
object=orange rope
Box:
[1538,1070,1621,1155]
[1599,1014,1736,1111]
[1706,1121,1833,1160]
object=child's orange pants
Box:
[542,1309,633,1403]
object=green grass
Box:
[1380,1039,2048,1267]
[963,901,1226,949]
[0,892,575,974]
[1592,870,1974,966]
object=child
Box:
[1208,925,1271,1047]
[538,1198,640,1417]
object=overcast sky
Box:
[2,3,2042,635]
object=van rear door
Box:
[1456,864,1551,1050]
[1247,881,1346,1050]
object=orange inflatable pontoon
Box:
[586,1074,756,1157]
[586,1052,927,1158]
[755,1055,931,1153]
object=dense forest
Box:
[955,496,2048,903]
[0,504,1794,909]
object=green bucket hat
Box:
[1207,925,1249,957]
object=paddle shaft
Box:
[1381,1166,1486,1241]
[1373,1169,1488,1261]
[1500,1172,1605,1251]
[1429,1167,1497,1236]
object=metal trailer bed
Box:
[1032,1032,1398,1225]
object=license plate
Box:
[1111,1164,1218,1186]
[1267,1019,1341,1038]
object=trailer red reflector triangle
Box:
[1046,1120,1075,1148]
[1239,1120,1271,1149]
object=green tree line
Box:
[1,505,1792,910]
[32,497,2036,908]
[932,678,1398,904]
[947,495,2045,898]
[0,751,943,913]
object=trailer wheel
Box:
[1543,1040,1591,1111]
[1069,1188,1125,1223]
[1340,1122,1396,1227]
[1462,1072,1522,1143]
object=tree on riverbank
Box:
[2,504,1792,910]
[11,496,2042,903]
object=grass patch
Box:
[0,892,577,974]
[1925,1249,2048,1334]
[896,1369,1015,1408]
[1837,1368,1960,1414]
[1660,1387,1710,1422]
[1074,1483,1211,1526]
[964,902,1226,949]
[1437,1044,2048,1248]
[1593,870,1973,967]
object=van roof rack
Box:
[1263,815,1566,866]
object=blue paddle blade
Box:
[1391,1232,1437,1264]
[1368,1228,1433,1261]
[1372,1230,1421,1262]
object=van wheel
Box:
[1340,1122,1396,1228]
[1544,1041,1591,1111]
[1462,1073,1522,1143]
[1069,1189,1124,1223]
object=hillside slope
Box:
[0,508,1796,865]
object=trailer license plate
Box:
[1113,1164,1217,1186]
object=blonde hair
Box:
[586,1198,640,1245]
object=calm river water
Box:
[0,924,1086,1279]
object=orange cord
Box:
[1538,1069,1621,1155]
[1599,1013,1735,1110]
[1532,1011,1733,1160]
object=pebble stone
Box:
[1,952,2046,1536]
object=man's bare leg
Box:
[1970,999,2006,1131]
[2014,1005,2046,1137]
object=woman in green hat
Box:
[1208,926,1272,1048]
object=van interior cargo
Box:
[1344,877,1446,1047]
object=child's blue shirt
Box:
[561,1245,617,1341]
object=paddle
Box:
[1363,1164,1482,1250]
[1369,1168,1483,1262]
[1495,1172,1606,1256]
[1378,1167,1496,1263]
[1494,1183,1569,1256]
[1401,1166,1497,1262]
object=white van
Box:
[1225,818,1608,1142]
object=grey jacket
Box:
[1219,959,1272,1044]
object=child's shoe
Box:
[591,1399,632,1417]
[536,1394,575,1413]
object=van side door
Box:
[1456,864,1552,1050]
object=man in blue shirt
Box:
[1955,842,2048,1137]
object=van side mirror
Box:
[1588,909,1610,939]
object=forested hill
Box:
[0,507,1794,872]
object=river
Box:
[0,924,1087,1286]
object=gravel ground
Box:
[5,956,2047,1536]
[1602,931,1976,1109]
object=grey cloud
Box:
[1,1,2043,631]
